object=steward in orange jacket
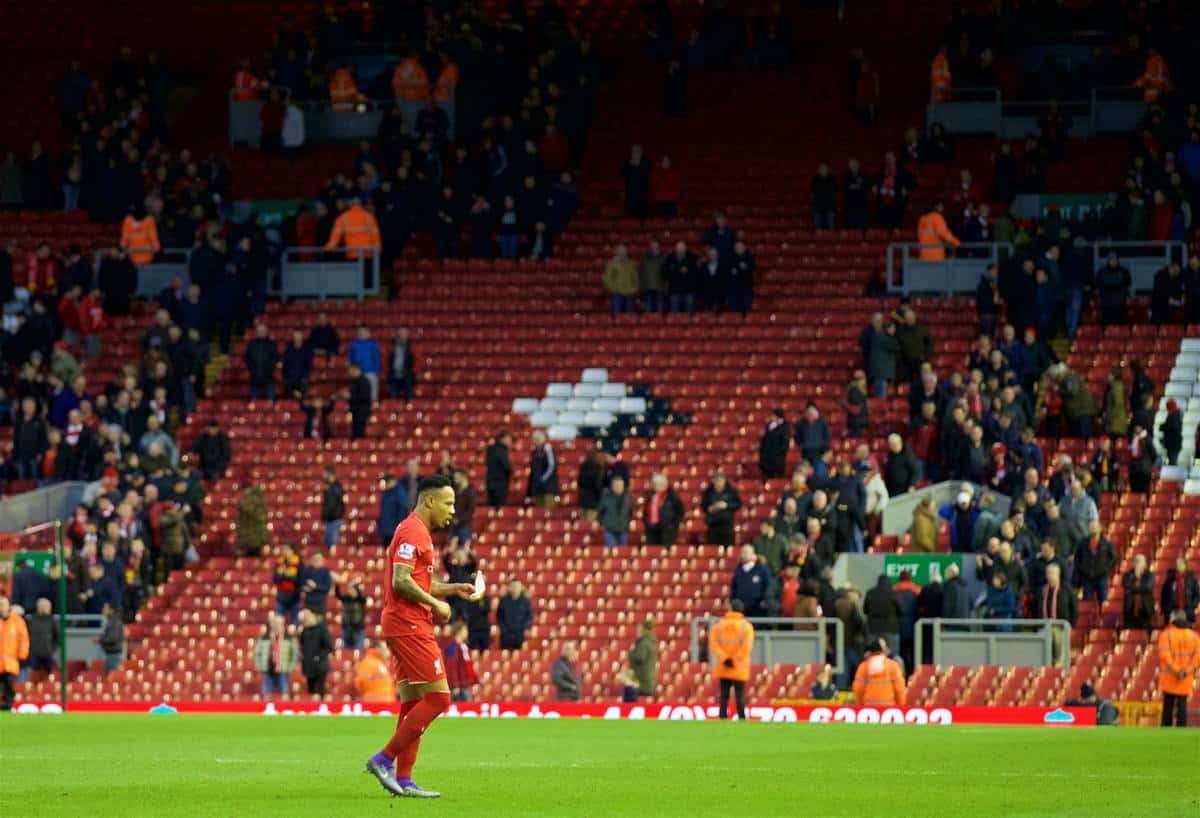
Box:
[328,65,366,112]
[709,604,754,682]
[120,211,161,265]
[931,47,952,102]
[917,202,960,260]
[1157,610,1199,726]
[392,56,430,101]
[433,61,459,102]
[1134,49,1170,102]
[324,201,381,260]
[0,596,30,682]
[354,644,395,702]
[852,638,906,706]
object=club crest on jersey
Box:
[397,542,416,559]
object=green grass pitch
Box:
[2,715,1197,817]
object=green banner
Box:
[14,550,55,574]
[1038,193,1108,222]
[235,199,306,227]
[883,553,963,586]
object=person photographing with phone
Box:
[365,475,477,799]
[708,599,755,720]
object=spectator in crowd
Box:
[867,321,899,398]
[377,474,406,545]
[307,312,340,356]
[1157,610,1199,728]
[863,574,901,657]
[527,430,559,510]
[884,434,920,496]
[1160,400,1183,467]
[810,663,838,700]
[464,593,491,655]
[895,306,934,383]
[321,466,345,550]
[639,240,666,314]
[939,491,980,553]
[347,324,381,402]
[346,363,373,438]
[244,323,279,401]
[943,563,972,622]
[908,496,938,552]
[449,470,476,547]
[299,609,333,698]
[730,544,772,618]
[1128,424,1155,493]
[628,619,658,698]
[643,473,684,546]
[387,328,416,401]
[794,403,831,470]
[650,156,679,219]
[1076,520,1117,603]
[1095,253,1131,324]
[701,212,737,266]
[811,163,837,230]
[0,595,29,710]
[842,158,869,229]
[577,448,606,520]
[845,370,870,438]
[697,247,727,314]
[664,241,697,315]
[975,263,1000,338]
[485,431,513,507]
[273,544,303,624]
[617,666,640,703]
[99,602,125,675]
[336,577,367,650]
[189,419,231,481]
[1102,367,1129,439]
[25,598,56,680]
[702,471,741,546]
[752,518,789,576]
[1150,262,1184,324]
[281,331,313,397]
[1038,563,1077,662]
[552,641,582,702]
[354,641,394,702]
[758,408,790,479]
[603,244,639,316]
[853,638,905,706]
[710,599,753,720]
[1161,556,1199,625]
[444,622,478,702]
[497,579,532,650]
[726,240,754,316]
[301,551,335,614]
[597,476,633,547]
[254,614,298,698]
[621,145,651,219]
[1123,554,1155,634]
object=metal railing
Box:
[928,85,1147,135]
[65,614,108,663]
[273,246,381,300]
[92,247,192,298]
[915,618,1072,670]
[1091,241,1189,293]
[0,481,87,532]
[690,616,845,673]
[880,481,1009,538]
[229,90,454,146]
[885,242,1013,296]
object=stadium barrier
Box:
[9,699,1098,725]
[915,618,1073,669]
[927,85,1146,136]
[92,248,192,298]
[689,616,845,672]
[229,91,454,147]
[273,247,380,300]
[0,481,86,532]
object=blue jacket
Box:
[794,417,831,454]
[986,584,1018,619]
[378,484,407,542]
[301,565,333,613]
[348,338,382,375]
[939,503,981,551]
[282,342,313,385]
[998,340,1026,379]
[730,561,772,615]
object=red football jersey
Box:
[381,512,436,636]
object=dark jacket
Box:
[189,431,231,478]
[321,480,345,522]
[243,337,278,386]
[377,484,406,541]
[281,342,314,388]
[863,578,901,635]
[577,457,606,510]
[1161,570,1200,622]
[307,324,340,355]
[628,633,658,696]
[730,559,773,616]
[12,565,53,615]
[942,575,972,619]
[884,445,920,495]
[597,489,633,535]
[27,612,58,660]
[99,614,125,654]
[916,581,944,620]
[486,442,513,497]
[1122,570,1155,626]
[758,418,790,477]
[702,483,742,529]
[643,488,684,530]
[551,655,582,701]
[794,416,832,455]
[301,565,333,613]
[527,442,559,496]
[867,332,900,382]
[348,375,372,414]
[299,622,333,678]
[497,593,532,643]
[663,252,697,295]
[1075,537,1116,582]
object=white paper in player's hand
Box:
[470,571,486,600]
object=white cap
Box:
[956,492,971,505]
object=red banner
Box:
[11,700,1097,726]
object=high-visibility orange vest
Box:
[0,612,29,675]
[433,62,459,102]
[354,649,395,702]
[324,204,381,259]
[917,210,960,260]
[852,653,906,705]
[392,58,430,101]
[708,612,754,682]
[931,52,952,102]
[120,215,161,265]
[233,69,261,102]
[1136,54,1169,102]
[1157,624,1200,697]
[329,67,365,111]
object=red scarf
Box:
[879,166,896,202]
[648,491,665,525]
[1042,584,1057,619]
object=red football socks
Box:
[384,691,452,777]
[380,698,418,760]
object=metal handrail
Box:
[690,615,845,673]
[915,617,1072,670]
[885,242,1013,296]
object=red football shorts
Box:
[385,634,445,684]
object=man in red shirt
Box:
[366,475,474,799]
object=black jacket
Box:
[281,342,313,387]
[864,580,901,635]
[663,252,697,295]
[189,431,231,477]
[759,418,790,476]
[307,324,340,355]
[1122,570,1155,624]
[643,488,684,529]
[527,443,559,496]
[497,593,532,641]
[1075,537,1116,582]
[916,581,944,619]
[486,442,512,493]
[243,337,278,386]
[300,622,333,678]
[27,612,58,660]
[348,375,372,413]
[321,481,345,522]
[701,483,741,528]
[884,445,920,495]
[576,457,605,510]
[1161,570,1200,621]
